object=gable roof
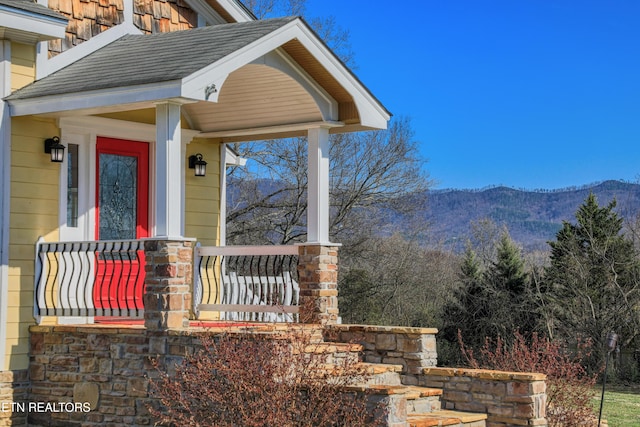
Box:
[7,16,390,131]
[9,17,297,101]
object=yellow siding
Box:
[5,116,60,370]
[10,42,35,91]
[185,140,222,320]
[185,139,221,247]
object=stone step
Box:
[315,362,404,386]
[356,362,404,386]
[365,385,442,414]
[407,410,487,427]
[342,384,444,425]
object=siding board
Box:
[6,117,60,370]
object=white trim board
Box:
[0,41,11,371]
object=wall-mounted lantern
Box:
[44,136,66,163]
[188,153,207,177]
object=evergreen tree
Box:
[443,232,539,354]
[545,193,640,365]
[483,233,538,338]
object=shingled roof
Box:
[0,0,66,21]
[8,16,297,101]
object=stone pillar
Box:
[297,244,339,324]
[143,238,194,330]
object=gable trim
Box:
[212,0,255,22]
[183,18,389,129]
[36,22,142,80]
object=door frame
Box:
[95,136,150,241]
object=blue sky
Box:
[304,1,640,190]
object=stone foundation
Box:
[28,324,215,426]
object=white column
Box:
[0,40,11,369]
[219,144,227,246]
[307,127,331,244]
[155,102,183,237]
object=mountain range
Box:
[228,178,640,252]
[420,180,640,251]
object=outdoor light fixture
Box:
[44,136,66,163]
[188,153,207,177]
[598,331,619,426]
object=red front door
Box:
[94,137,149,314]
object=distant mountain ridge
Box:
[422,180,640,251]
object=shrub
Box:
[149,325,383,426]
[459,330,599,426]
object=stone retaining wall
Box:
[325,324,438,384]
[421,367,547,426]
[28,324,209,427]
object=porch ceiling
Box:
[184,64,323,134]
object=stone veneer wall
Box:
[324,324,438,384]
[421,367,547,426]
[28,325,210,427]
[0,370,29,427]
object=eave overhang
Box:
[0,4,67,43]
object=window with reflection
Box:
[98,153,138,240]
[67,144,79,227]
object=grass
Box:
[592,386,640,426]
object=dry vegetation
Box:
[149,325,385,426]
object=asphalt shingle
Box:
[7,16,297,100]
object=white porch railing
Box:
[194,245,300,322]
[34,239,300,324]
[34,238,146,322]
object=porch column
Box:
[307,126,330,243]
[155,102,183,237]
[143,238,194,330]
[297,244,340,324]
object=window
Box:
[67,144,79,227]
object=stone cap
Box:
[30,325,145,334]
[326,324,438,335]
[422,367,547,381]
